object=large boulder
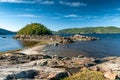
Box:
[51,36,74,44]
[5,70,38,80]
[47,71,69,80]
[90,57,120,79]
[60,37,74,43]
[104,72,117,80]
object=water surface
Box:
[0,35,23,52]
[0,35,38,52]
[0,34,120,58]
[43,34,120,58]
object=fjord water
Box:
[0,34,120,58]
[0,35,38,52]
[0,35,23,52]
[44,34,120,58]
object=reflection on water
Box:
[0,35,38,52]
[19,40,38,47]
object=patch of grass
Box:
[35,40,50,45]
[62,68,108,80]
[0,52,3,55]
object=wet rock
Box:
[84,62,96,67]
[43,55,52,59]
[94,59,102,64]
[52,55,64,60]
[60,37,74,43]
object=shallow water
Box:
[0,35,23,52]
[0,34,120,58]
[43,34,120,58]
[0,35,38,52]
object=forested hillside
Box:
[0,28,16,35]
[56,26,120,34]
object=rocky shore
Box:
[1,34,118,80]
[0,48,120,80]
[13,34,99,44]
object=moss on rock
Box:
[62,68,107,80]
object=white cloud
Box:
[18,14,41,18]
[59,1,87,7]
[111,18,120,21]
[86,16,98,19]
[0,0,26,3]
[116,8,120,10]
[64,14,78,18]
[39,1,54,5]
[0,0,54,4]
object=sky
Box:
[0,0,120,31]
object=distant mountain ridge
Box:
[0,28,16,35]
[55,26,120,34]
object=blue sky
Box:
[0,0,120,31]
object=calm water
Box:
[0,35,38,52]
[0,35,23,52]
[0,34,120,58]
[44,34,120,58]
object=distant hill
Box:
[55,26,120,34]
[0,28,16,35]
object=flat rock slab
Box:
[0,60,67,80]
[91,57,120,79]
[17,45,46,55]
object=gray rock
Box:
[5,70,38,80]
[38,59,48,66]
[48,72,69,80]
[91,57,120,78]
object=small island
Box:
[13,23,99,45]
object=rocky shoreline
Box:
[13,34,99,43]
[0,47,120,80]
[0,34,119,80]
